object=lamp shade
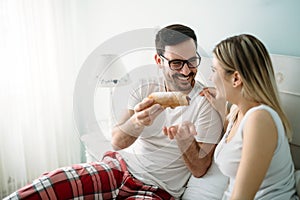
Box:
[97,54,130,87]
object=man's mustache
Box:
[174,72,195,79]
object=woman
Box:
[201,34,298,199]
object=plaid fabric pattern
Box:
[4,151,174,200]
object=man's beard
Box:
[168,72,195,92]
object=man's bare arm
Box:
[180,139,216,178]
[111,98,164,150]
[111,110,143,150]
[163,122,217,177]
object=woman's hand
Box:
[200,87,227,123]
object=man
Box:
[111,24,223,198]
[4,24,222,200]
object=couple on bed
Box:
[5,24,298,200]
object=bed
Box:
[74,53,300,198]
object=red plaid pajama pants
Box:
[4,151,174,200]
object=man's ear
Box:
[232,71,242,87]
[154,54,163,68]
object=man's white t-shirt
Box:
[182,158,228,200]
[119,77,223,198]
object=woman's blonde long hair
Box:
[213,34,292,141]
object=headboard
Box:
[272,54,300,170]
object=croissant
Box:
[148,92,190,109]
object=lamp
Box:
[97,54,130,87]
[96,54,131,140]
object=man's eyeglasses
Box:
[159,52,201,71]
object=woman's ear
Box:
[232,71,242,87]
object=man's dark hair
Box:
[155,24,197,56]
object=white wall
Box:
[83,0,299,115]
[78,0,300,57]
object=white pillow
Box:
[182,159,228,200]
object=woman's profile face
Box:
[211,56,230,100]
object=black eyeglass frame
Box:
[159,52,201,71]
